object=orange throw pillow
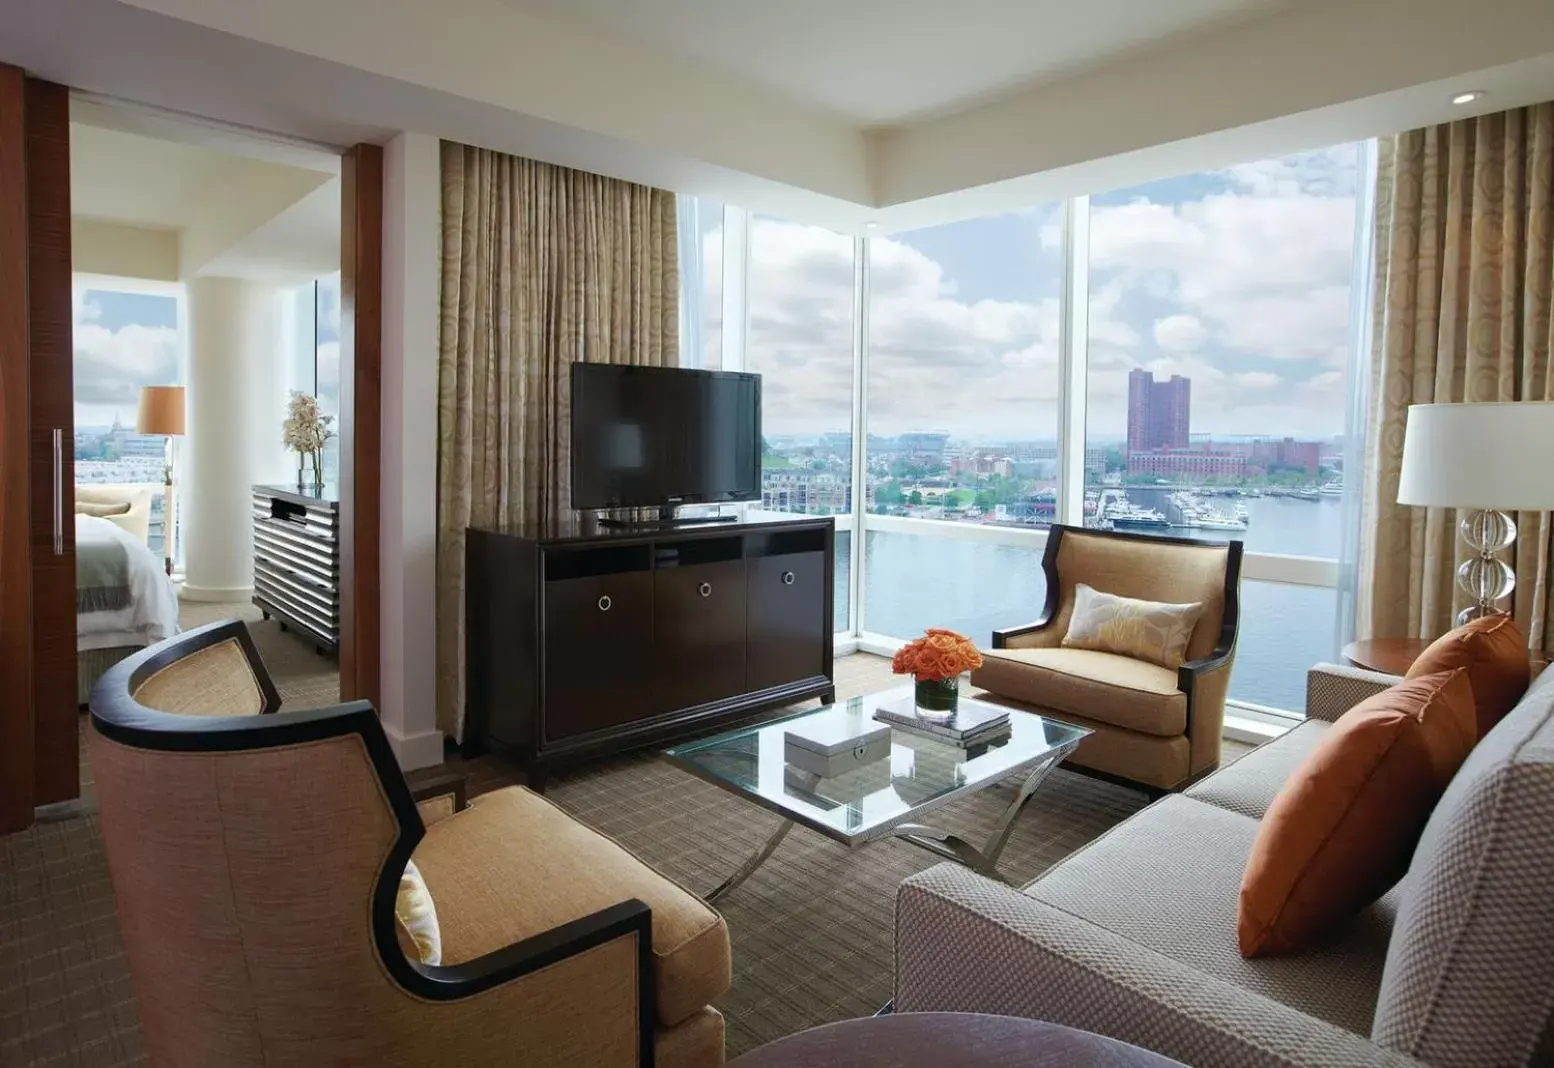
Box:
[1405,614,1529,739]
[1238,669,1476,958]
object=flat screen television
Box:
[570,363,762,513]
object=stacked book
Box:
[874,697,1010,746]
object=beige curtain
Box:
[1359,103,1554,649]
[436,144,679,738]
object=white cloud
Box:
[720,145,1360,442]
[1153,314,1206,354]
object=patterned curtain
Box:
[1358,103,1554,649]
[436,144,679,739]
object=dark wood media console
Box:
[465,515,836,786]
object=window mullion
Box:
[849,236,869,639]
[1057,195,1090,526]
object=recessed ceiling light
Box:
[1451,90,1486,105]
[863,221,880,230]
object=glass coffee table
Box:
[663,688,1090,902]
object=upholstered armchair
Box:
[970,525,1241,793]
[88,620,730,1067]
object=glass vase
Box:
[915,675,959,714]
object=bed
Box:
[76,511,180,704]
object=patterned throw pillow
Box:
[395,859,442,965]
[1061,583,1205,669]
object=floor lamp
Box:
[136,385,185,576]
[1397,402,1554,625]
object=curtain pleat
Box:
[1359,103,1554,650]
[435,145,679,739]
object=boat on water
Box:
[1295,488,1321,501]
[1319,481,1343,497]
[1108,502,1171,529]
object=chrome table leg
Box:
[706,820,793,903]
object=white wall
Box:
[378,132,442,770]
[181,275,287,601]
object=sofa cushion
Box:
[1238,670,1476,958]
[1404,613,1530,738]
[1373,666,1554,1066]
[411,785,730,1027]
[971,648,1186,737]
[1061,583,1204,669]
[1185,720,1332,820]
[1024,795,1396,1036]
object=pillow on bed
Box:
[77,500,131,518]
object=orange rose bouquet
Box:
[892,628,983,681]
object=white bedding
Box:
[76,514,180,651]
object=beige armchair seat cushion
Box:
[411,785,731,1028]
[972,647,1186,737]
[1024,795,1399,1037]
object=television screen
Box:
[570,364,761,511]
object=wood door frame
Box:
[0,64,36,835]
[340,144,383,710]
[26,77,76,807]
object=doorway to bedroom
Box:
[69,100,345,714]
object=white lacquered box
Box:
[783,708,892,779]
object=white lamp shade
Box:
[1397,402,1554,510]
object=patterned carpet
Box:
[0,616,1229,1064]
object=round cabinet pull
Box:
[597,595,612,612]
[698,582,713,598]
[781,570,796,586]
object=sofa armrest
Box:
[991,617,1063,650]
[1305,663,1398,723]
[895,864,1422,1068]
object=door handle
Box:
[781,570,795,586]
[52,428,63,556]
[698,582,712,598]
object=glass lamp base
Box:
[1456,509,1516,626]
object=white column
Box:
[379,131,443,770]
[181,276,284,601]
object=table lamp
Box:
[136,385,185,575]
[1397,401,1554,625]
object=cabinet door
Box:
[746,551,827,691]
[653,560,747,713]
[542,571,654,742]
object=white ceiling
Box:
[505,0,1305,124]
[69,112,339,280]
[71,124,236,230]
[7,0,1554,235]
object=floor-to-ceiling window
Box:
[863,206,1064,642]
[1083,144,1363,710]
[675,138,1373,716]
[72,279,184,559]
[745,215,857,631]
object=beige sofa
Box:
[75,483,156,544]
[896,662,1554,1067]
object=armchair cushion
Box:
[972,647,1186,737]
[1062,583,1204,669]
[411,785,730,1027]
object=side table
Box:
[1342,638,1433,676]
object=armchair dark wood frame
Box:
[990,524,1243,797]
[89,619,657,1067]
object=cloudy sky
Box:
[73,288,181,430]
[704,142,1362,444]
